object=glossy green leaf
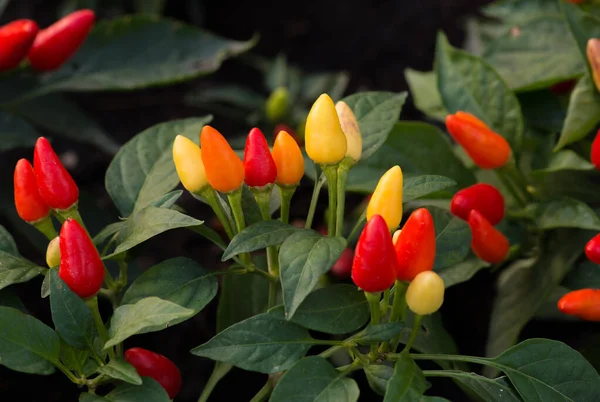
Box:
[105,297,195,349]
[0,250,45,291]
[191,312,313,373]
[384,352,427,402]
[271,356,360,402]
[0,306,59,374]
[426,207,471,269]
[404,69,447,121]
[105,117,211,217]
[436,32,523,152]
[279,231,346,318]
[49,270,96,349]
[341,91,407,159]
[146,190,183,209]
[0,111,39,151]
[0,225,18,256]
[403,176,457,202]
[365,364,395,396]
[356,323,405,345]
[535,197,600,230]
[93,222,125,247]
[97,358,143,385]
[560,1,600,78]
[59,340,88,376]
[531,150,594,176]
[104,377,171,402]
[222,221,302,261]
[41,271,51,298]
[563,260,600,289]
[438,257,490,288]
[433,371,521,402]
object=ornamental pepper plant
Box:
[3,1,600,401]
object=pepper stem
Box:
[381,280,408,352]
[32,216,58,240]
[321,165,338,237]
[198,187,235,240]
[85,296,115,360]
[401,314,423,353]
[365,291,382,357]
[336,158,353,237]
[57,205,88,234]
[278,185,297,225]
[305,173,326,229]
[227,189,246,235]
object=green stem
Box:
[337,359,362,376]
[227,189,246,234]
[249,381,272,402]
[278,185,296,224]
[98,288,118,311]
[347,211,366,244]
[55,362,83,384]
[404,353,492,368]
[32,216,57,240]
[401,314,422,353]
[86,296,115,360]
[305,173,326,229]
[58,206,89,234]
[318,329,366,359]
[335,162,351,237]
[382,289,390,316]
[381,281,408,352]
[322,165,338,237]
[200,187,235,240]
[197,362,233,402]
[365,291,382,357]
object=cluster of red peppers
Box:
[0,9,94,72]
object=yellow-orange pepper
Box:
[305,94,347,165]
[335,101,362,163]
[272,130,304,186]
[366,165,403,230]
[406,271,445,315]
[587,39,600,91]
[172,135,208,193]
[200,126,245,193]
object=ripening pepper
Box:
[591,130,600,172]
[304,94,347,165]
[588,39,600,91]
[46,236,60,268]
[585,233,600,264]
[0,20,39,72]
[33,137,79,210]
[450,183,505,225]
[351,214,399,292]
[200,125,245,193]
[335,101,362,163]
[394,208,436,282]
[468,210,509,263]
[173,135,208,193]
[366,166,403,230]
[446,112,511,169]
[125,347,182,399]
[265,87,289,123]
[558,289,600,321]
[59,218,104,298]
[272,130,304,186]
[14,159,50,223]
[330,247,354,279]
[28,10,94,72]
[406,271,445,315]
[244,128,277,188]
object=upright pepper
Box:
[394,208,436,281]
[335,101,362,163]
[468,210,509,263]
[450,183,505,225]
[14,159,50,223]
[172,135,208,193]
[272,130,304,186]
[585,233,600,264]
[366,166,403,230]
[200,125,245,193]
[405,271,445,316]
[591,129,600,172]
[304,93,347,165]
[0,19,39,71]
[28,9,95,71]
[446,112,511,169]
[351,214,398,293]
[124,347,182,399]
[244,128,277,188]
[59,218,104,298]
[558,289,600,321]
[588,39,600,92]
[265,87,289,123]
[33,137,79,210]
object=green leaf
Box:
[93,222,125,247]
[0,111,39,151]
[270,356,360,402]
[365,364,395,396]
[404,69,447,121]
[0,250,45,291]
[403,176,457,202]
[0,287,27,312]
[105,117,211,217]
[484,17,584,91]
[97,358,143,385]
[279,231,346,318]
[555,76,600,151]
[105,297,195,349]
[184,85,265,110]
[435,32,523,152]
[341,91,408,159]
[356,323,405,345]
[435,371,521,402]
[146,190,183,209]
[531,150,594,176]
[518,90,567,133]
[59,340,88,375]
[535,197,600,230]
[49,270,96,349]
[563,260,600,289]
[106,207,203,259]
[0,225,18,255]
[438,257,490,288]
[104,377,171,402]
[222,221,302,261]
[121,257,217,313]
[0,306,60,374]
[426,207,471,269]
[384,352,427,402]
[191,312,313,373]
[560,1,600,79]
[41,270,51,298]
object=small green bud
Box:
[265,86,289,122]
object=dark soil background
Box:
[5,1,594,401]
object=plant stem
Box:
[58,206,89,235]
[55,362,83,384]
[365,291,382,357]
[278,185,296,224]
[335,162,351,237]
[249,381,272,402]
[201,187,235,240]
[86,296,115,360]
[197,362,232,402]
[322,166,338,236]
[381,281,407,352]
[401,314,422,353]
[337,359,362,376]
[347,211,366,244]
[32,216,57,240]
[382,289,390,316]
[305,173,326,229]
[318,329,366,359]
[227,189,246,234]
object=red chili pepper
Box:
[59,218,104,298]
[351,214,398,292]
[549,80,576,95]
[124,347,182,399]
[27,9,95,71]
[558,289,600,321]
[330,247,354,279]
[244,127,277,188]
[33,137,79,210]
[450,183,505,225]
[585,233,600,264]
[13,159,50,223]
[0,19,39,72]
[468,210,509,263]
[394,208,436,281]
[591,129,600,172]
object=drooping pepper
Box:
[265,87,289,123]
[14,158,50,223]
[591,129,600,172]
[588,39,600,92]
[450,183,505,225]
[394,208,436,281]
[366,165,403,230]
[445,111,511,169]
[304,93,347,165]
[59,218,104,298]
[351,214,399,293]
[335,101,362,163]
[244,128,277,188]
[585,233,600,264]
[558,289,600,321]
[172,135,208,193]
[405,271,445,315]
[124,347,182,399]
[199,125,245,193]
[27,9,95,71]
[46,236,60,268]
[0,19,39,72]
[272,130,304,186]
[468,210,509,263]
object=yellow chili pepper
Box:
[200,126,245,193]
[335,101,362,163]
[405,271,445,315]
[46,236,60,268]
[304,93,347,165]
[272,130,304,186]
[366,165,403,230]
[172,135,209,193]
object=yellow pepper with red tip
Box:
[366,165,403,230]
[305,94,347,165]
[172,135,208,193]
[200,126,245,193]
[335,101,362,163]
